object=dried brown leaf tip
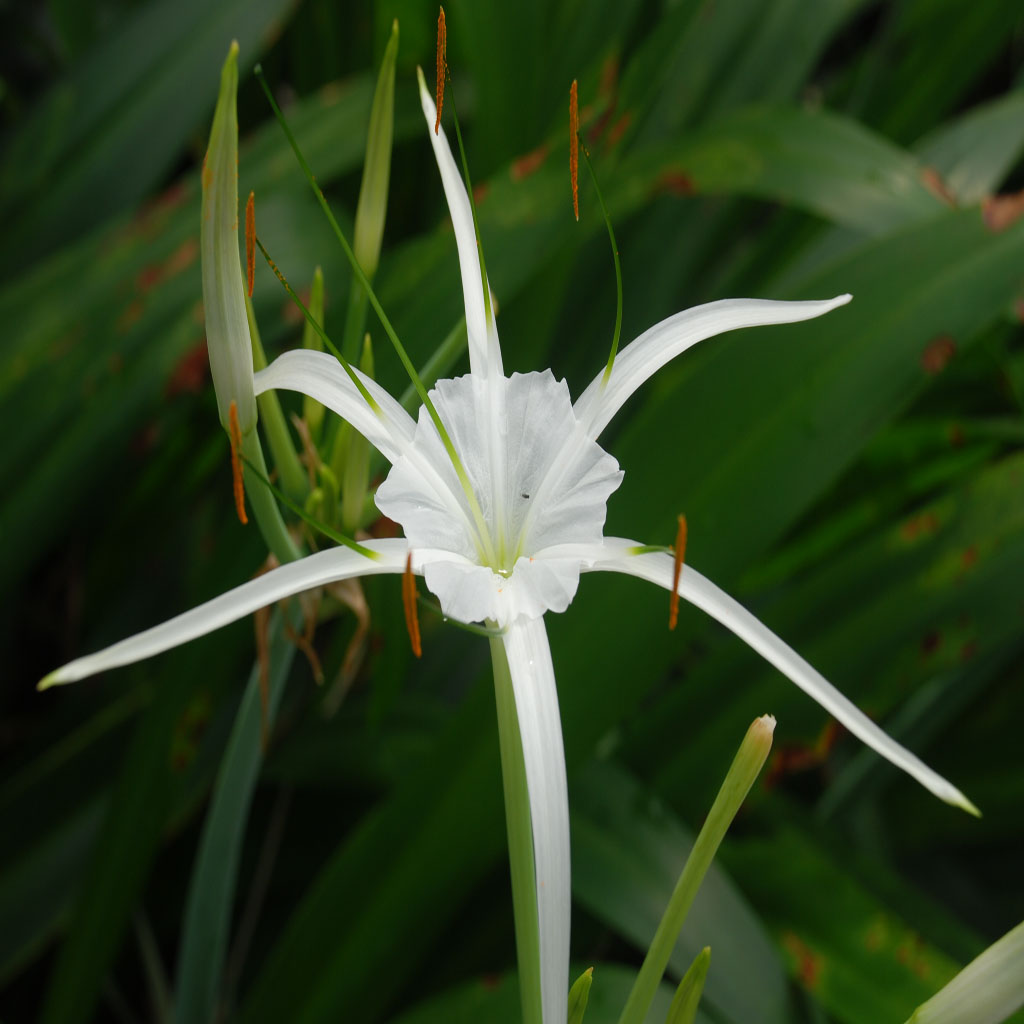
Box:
[402,551,422,657]
[435,7,447,135]
[228,399,248,525]
[669,514,688,630]
[570,79,580,221]
[245,191,256,297]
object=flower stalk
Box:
[490,635,543,1024]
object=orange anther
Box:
[435,7,447,134]
[245,191,255,297]
[669,514,687,630]
[228,399,248,525]
[402,551,422,657]
[569,80,579,221]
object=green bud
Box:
[353,19,399,278]
[665,948,710,1024]
[567,967,593,1024]
[201,41,257,435]
[905,919,1024,1024]
[302,265,327,441]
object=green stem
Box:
[247,294,308,501]
[617,716,775,1024]
[489,635,543,1024]
[240,431,301,565]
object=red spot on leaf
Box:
[782,932,822,989]
[921,630,942,656]
[116,299,145,334]
[982,189,1024,232]
[136,264,164,293]
[764,722,840,789]
[948,422,965,447]
[510,143,549,181]
[606,111,633,148]
[961,545,978,570]
[472,181,489,206]
[900,512,939,542]
[655,170,696,197]
[920,167,956,206]
[921,335,956,374]
[166,340,209,397]
[961,640,978,662]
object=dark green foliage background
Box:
[1,0,1023,1021]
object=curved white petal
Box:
[41,540,448,689]
[566,537,977,814]
[907,918,1024,1024]
[258,350,475,546]
[502,617,570,1024]
[254,349,415,464]
[573,296,852,440]
[417,68,502,380]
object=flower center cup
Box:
[375,370,623,626]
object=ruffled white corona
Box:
[41,63,979,1024]
[376,370,623,626]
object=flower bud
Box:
[201,41,257,436]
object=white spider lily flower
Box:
[41,71,977,1024]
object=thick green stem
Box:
[489,635,543,1024]
[617,716,775,1024]
[240,431,301,565]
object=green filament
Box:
[240,454,380,561]
[576,133,623,387]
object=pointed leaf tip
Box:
[665,947,711,1024]
[568,966,594,1024]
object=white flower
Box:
[42,71,976,1024]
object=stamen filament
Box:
[253,64,492,562]
[245,190,256,297]
[434,7,446,135]
[402,552,423,657]
[669,514,688,631]
[240,452,381,562]
[569,80,579,222]
[574,124,623,387]
[228,400,248,524]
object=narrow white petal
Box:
[258,350,476,546]
[570,537,978,814]
[41,540,439,689]
[573,296,852,440]
[502,617,571,1024]
[254,349,415,464]
[416,67,502,380]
